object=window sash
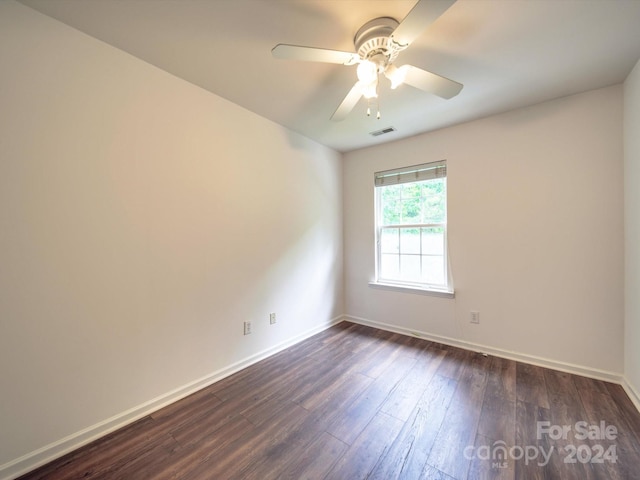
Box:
[376,224,448,288]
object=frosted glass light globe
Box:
[357,60,377,83]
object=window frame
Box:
[372,161,454,296]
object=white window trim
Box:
[373,161,454,296]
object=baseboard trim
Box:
[344,315,622,384]
[0,316,345,480]
[621,377,640,413]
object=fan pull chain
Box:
[376,74,381,119]
[365,75,381,119]
[366,97,381,118]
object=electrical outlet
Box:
[244,321,252,335]
[470,311,480,324]
[270,312,276,325]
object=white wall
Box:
[0,1,343,476]
[624,58,640,407]
[344,86,624,376]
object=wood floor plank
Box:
[478,395,515,446]
[466,433,515,480]
[324,412,404,480]
[572,374,611,395]
[104,435,182,480]
[306,372,374,422]
[178,403,310,480]
[369,374,457,480]
[325,352,417,445]
[543,369,600,480]
[150,416,256,480]
[356,332,411,379]
[516,362,550,409]
[514,399,555,480]
[477,356,516,447]
[238,373,373,480]
[540,405,598,480]
[152,393,226,442]
[17,322,640,480]
[606,382,640,435]
[436,347,471,380]
[543,368,583,415]
[379,347,446,422]
[289,356,354,409]
[238,419,327,480]
[484,355,516,403]
[427,353,489,479]
[240,392,302,428]
[577,382,640,480]
[276,432,348,480]
[336,323,388,355]
[420,464,457,479]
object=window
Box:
[374,161,452,294]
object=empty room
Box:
[1,0,640,479]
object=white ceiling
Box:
[19,0,640,152]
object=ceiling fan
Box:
[271,0,463,121]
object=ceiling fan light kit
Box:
[271,0,463,122]
[385,64,409,90]
[356,60,378,84]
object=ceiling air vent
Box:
[370,126,396,137]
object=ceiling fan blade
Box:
[331,82,366,122]
[401,65,463,99]
[391,0,456,47]
[272,44,359,65]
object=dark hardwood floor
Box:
[18,322,640,479]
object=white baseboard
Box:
[344,315,623,384]
[621,377,640,413]
[0,316,345,480]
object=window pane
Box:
[423,193,446,223]
[400,183,421,224]
[381,254,400,279]
[381,184,401,226]
[400,254,421,282]
[380,228,399,254]
[382,199,401,225]
[421,227,444,255]
[400,228,420,254]
[400,196,422,224]
[422,255,445,285]
[401,182,422,199]
[423,178,445,196]
[381,183,403,200]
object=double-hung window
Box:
[374,160,452,294]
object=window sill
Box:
[368,281,455,298]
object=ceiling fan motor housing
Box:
[354,17,405,67]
